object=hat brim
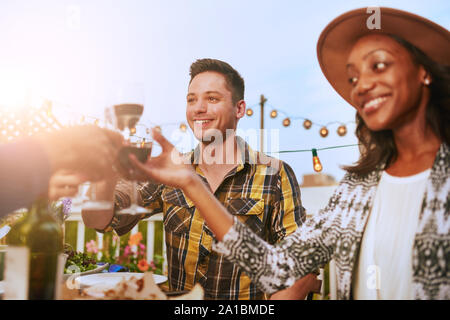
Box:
[317,7,450,106]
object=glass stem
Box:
[131,180,138,206]
[91,183,97,201]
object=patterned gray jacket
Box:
[213,143,449,299]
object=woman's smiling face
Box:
[346,34,428,131]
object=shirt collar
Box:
[188,136,258,171]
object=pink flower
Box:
[86,240,98,254]
[123,245,131,257]
[139,243,146,256]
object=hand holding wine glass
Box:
[36,125,124,181]
[128,128,197,190]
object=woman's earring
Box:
[424,78,431,86]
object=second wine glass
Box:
[107,82,152,215]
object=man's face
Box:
[186,71,241,143]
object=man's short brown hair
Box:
[189,58,245,104]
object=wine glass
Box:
[107,82,153,215]
[81,181,114,217]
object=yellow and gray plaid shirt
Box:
[104,137,305,299]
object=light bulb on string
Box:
[337,125,347,137]
[282,117,291,127]
[179,123,187,132]
[246,108,254,117]
[303,119,312,130]
[141,138,146,148]
[130,127,136,135]
[312,148,323,172]
[270,110,278,118]
[320,127,329,138]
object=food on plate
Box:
[169,283,204,300]
[64,244,97,274]
[82,272,204,300]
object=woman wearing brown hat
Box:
[130,7,449,299]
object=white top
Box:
[353,169,431,300]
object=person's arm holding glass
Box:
[129,128,332,295]
[127,6,450,301]
[0,125,124,217]
[78,82,164,233]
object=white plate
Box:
[76,272,167,288]
[0,226,10,239]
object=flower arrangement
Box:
[116,232,160,273]
[93,231,164,274]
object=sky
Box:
[0,0,448,183]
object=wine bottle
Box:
[5,197,64,300]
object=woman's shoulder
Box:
[339,168,381,187]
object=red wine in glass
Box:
[118,144,152,171]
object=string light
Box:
[320,127,329,138]
[303,119,312,130]
[0,103,63,143]
[1,96,187,143]
[312,148,323,172]
[244,102,353,138]
[270,110,278,118]
[337,125,347,137]
[267,143,359,172]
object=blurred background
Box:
[0,0,448,183]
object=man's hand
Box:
[270,273,322,300]
[129,128,197,189]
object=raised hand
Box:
[36,125,124,181]
[129,128,196,189]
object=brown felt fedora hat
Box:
[317,7,450,106]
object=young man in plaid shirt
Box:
[83,59,319,299]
